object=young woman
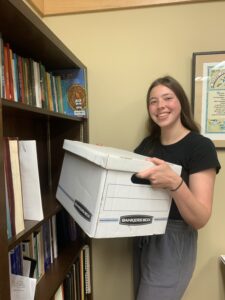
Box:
[133,76,220,300]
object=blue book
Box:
[10,244,22,275]
[4,174,12,239]
[53,68,87,117]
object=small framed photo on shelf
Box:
[192,51,225,148]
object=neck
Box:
[160,125,189,145]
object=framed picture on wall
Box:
[192,51,225,148]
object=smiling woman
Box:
[133,75,220,300]
[27,0,216,15]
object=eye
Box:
[164,96,173,101]
[149,99,157,105]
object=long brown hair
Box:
[146,76,200,141]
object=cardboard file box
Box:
[56,140,181,238]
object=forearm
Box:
[136,159,216,229]
[170,181,212,229]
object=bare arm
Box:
[137,157,216,229]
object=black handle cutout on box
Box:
[131,173,151,185]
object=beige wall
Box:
[44,1,225,299]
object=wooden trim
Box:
[27,0,216,16]
[27,0,44,16]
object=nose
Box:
[157,98,165,108]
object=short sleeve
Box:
[188,136,220,174]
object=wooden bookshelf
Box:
[0,1,90,299]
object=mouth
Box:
[157,112,170,120]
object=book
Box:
[12,53,19,102]
[55,75,63,113]
[53,68,87,117]
[9,244,23,275]
[46,71,54,111]
[50,215,58,259]
[39,63,48,109]
[63,271,73,300]
[32,232,39,278]
[18,140,43,221]
[3,138,16,236]
[74,257,81,300]
[9,48,16,101]
[50,73,58,112]
[28,58,36,106]
[83,245,91,294]
[48,219,54,264]
[79,247,85,300]
[22,57,29,105]
[54,284,64,300]
[7,44,14,100]
[33,61,42,108]
[72,263,78,300]
[0,33,4,98]
[3,43,11,100]
[4,166,12,239]
[56,210,71,253]
[10,274,36,300]
[68,214,77,241]
[42,221,52,272]
[17,55,25,103]
[8,138,25,235]
[36,229,45,279]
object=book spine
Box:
[7,45,14,100]
[17,55,25,103]
[8,138,25,235]
[3,137,16,236]
[42,221,52,272]
[3,44,11,100]
[4,167,12,239]
[83,245,91,294]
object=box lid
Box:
[63,140,181,174]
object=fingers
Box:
[136,168,153,179]
[137,158,160,178]
[148,157,165,165]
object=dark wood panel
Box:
[0,0,85,70]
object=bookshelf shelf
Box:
[1,99,86,121]
[35,240,83,299]
[8,194,62,251]
[0,1,90,299]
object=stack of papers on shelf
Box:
[10,274,36,300]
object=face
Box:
[148,84,182,129]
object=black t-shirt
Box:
[134,132,221,220]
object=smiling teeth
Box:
[158,113,168,117]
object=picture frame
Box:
[192,51,225,148]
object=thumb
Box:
[149,157,165,165]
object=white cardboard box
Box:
[56,140,181,238]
